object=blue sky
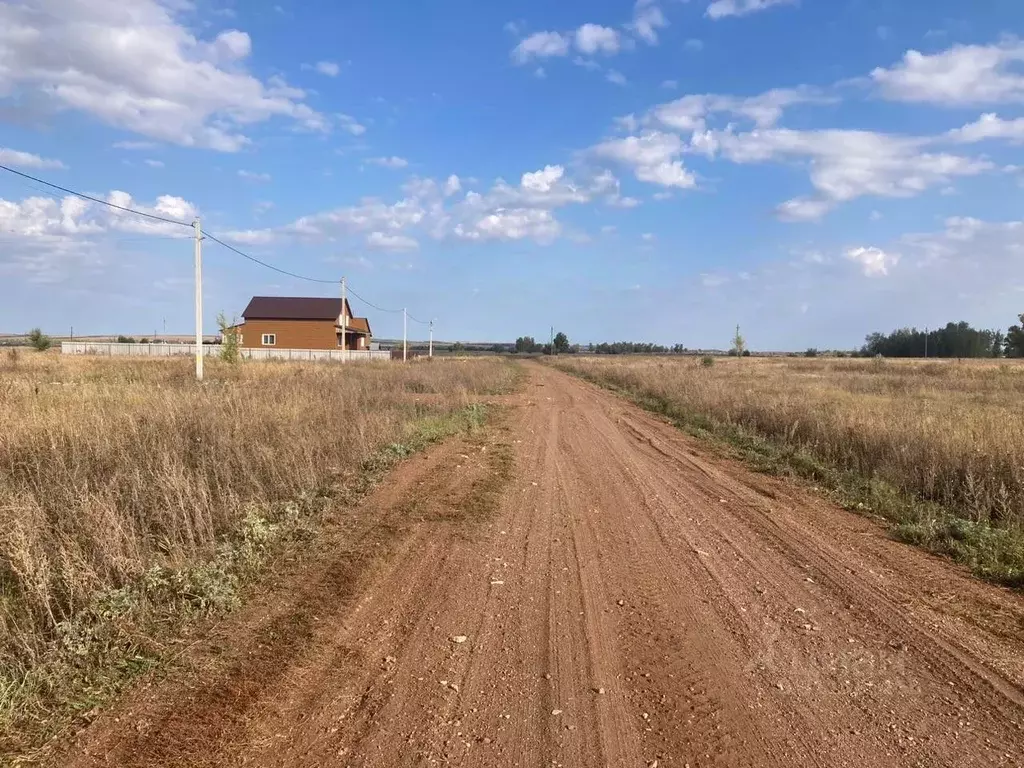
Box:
[1,0,1023,348]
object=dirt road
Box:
[59,363,1024,767]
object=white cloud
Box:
[143,159,164,169]
[775,197,832,222]
[0,188,197,277]
[651,87,826,132]
[846,246,898,277]
[641,232,656,241]
[0,1,327,151]
[367,156,409,169]
[366,231,419,252]
[289,198,426,239]
[238,170,271,182]
[513,31,571,63]
[521,165,565,193]
[575,24,621,56]
[221,229,275,245]
[701,273,729,287]
[213,29,251,61]
[712,128,991,209]
[608,195,641,208]
[314,61,341,77]
[606,70,628,86]
[946,113,1024,143]
[456,208,560,243]
[113,141,158,151]
[706,0,798,20]
[444,174,462,197]
[631,0,668,45]
[872,41,1024,106]
[592,132,696,189]
[336,114,367,136]
[0,148,65,169]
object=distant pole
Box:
[340,276,347,360]
[70,325,73,342]
[429,319,434,358]
[403,308,408,362]
[193,217,204,381]
[550,325,554,352]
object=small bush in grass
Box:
[701,356,715,368]
[27,328,51,352]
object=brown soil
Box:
[51,363,1024,767]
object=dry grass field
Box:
[0,351,517,744]
[550,355,1024,585]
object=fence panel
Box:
[61,342,391,363]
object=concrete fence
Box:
[61,342,391,363]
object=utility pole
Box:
[429,319,434,358]
[403,308,408,362]
[70,325,73,342]
[193,217,204,381]
[340,276,347,360]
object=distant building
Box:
[233,296,372,351]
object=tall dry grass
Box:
[552,356,1024,550]
[0,354,516,682]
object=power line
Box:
[0,163,192,228]
[0,163,438,326]
[202,231,338,284]
[346,285,403,314]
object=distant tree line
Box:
[590,342,689,355]
[861,317,1024,358]
[514,333,572,355]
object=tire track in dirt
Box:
[53,363,1024,768]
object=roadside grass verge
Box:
[0,354,519,759]
[549,356,1024,589]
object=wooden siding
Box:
[238,319,340,350]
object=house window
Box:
[261,333,276,346]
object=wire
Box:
[203,232,338,284]
[0,164,439,322]
[0,164,192,228]
[346,285,403,313]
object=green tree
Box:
[731,325,746,358]
[514,336,539,353]
[218,312,241,364]
[553,331,570,354]
[1006,314,1024,358]
[991,330,1005,358]
[27,327,52,352]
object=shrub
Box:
[116,335,136,344]
[218,312,241,365]
[27,328,51,352]
[701,356,715,368]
